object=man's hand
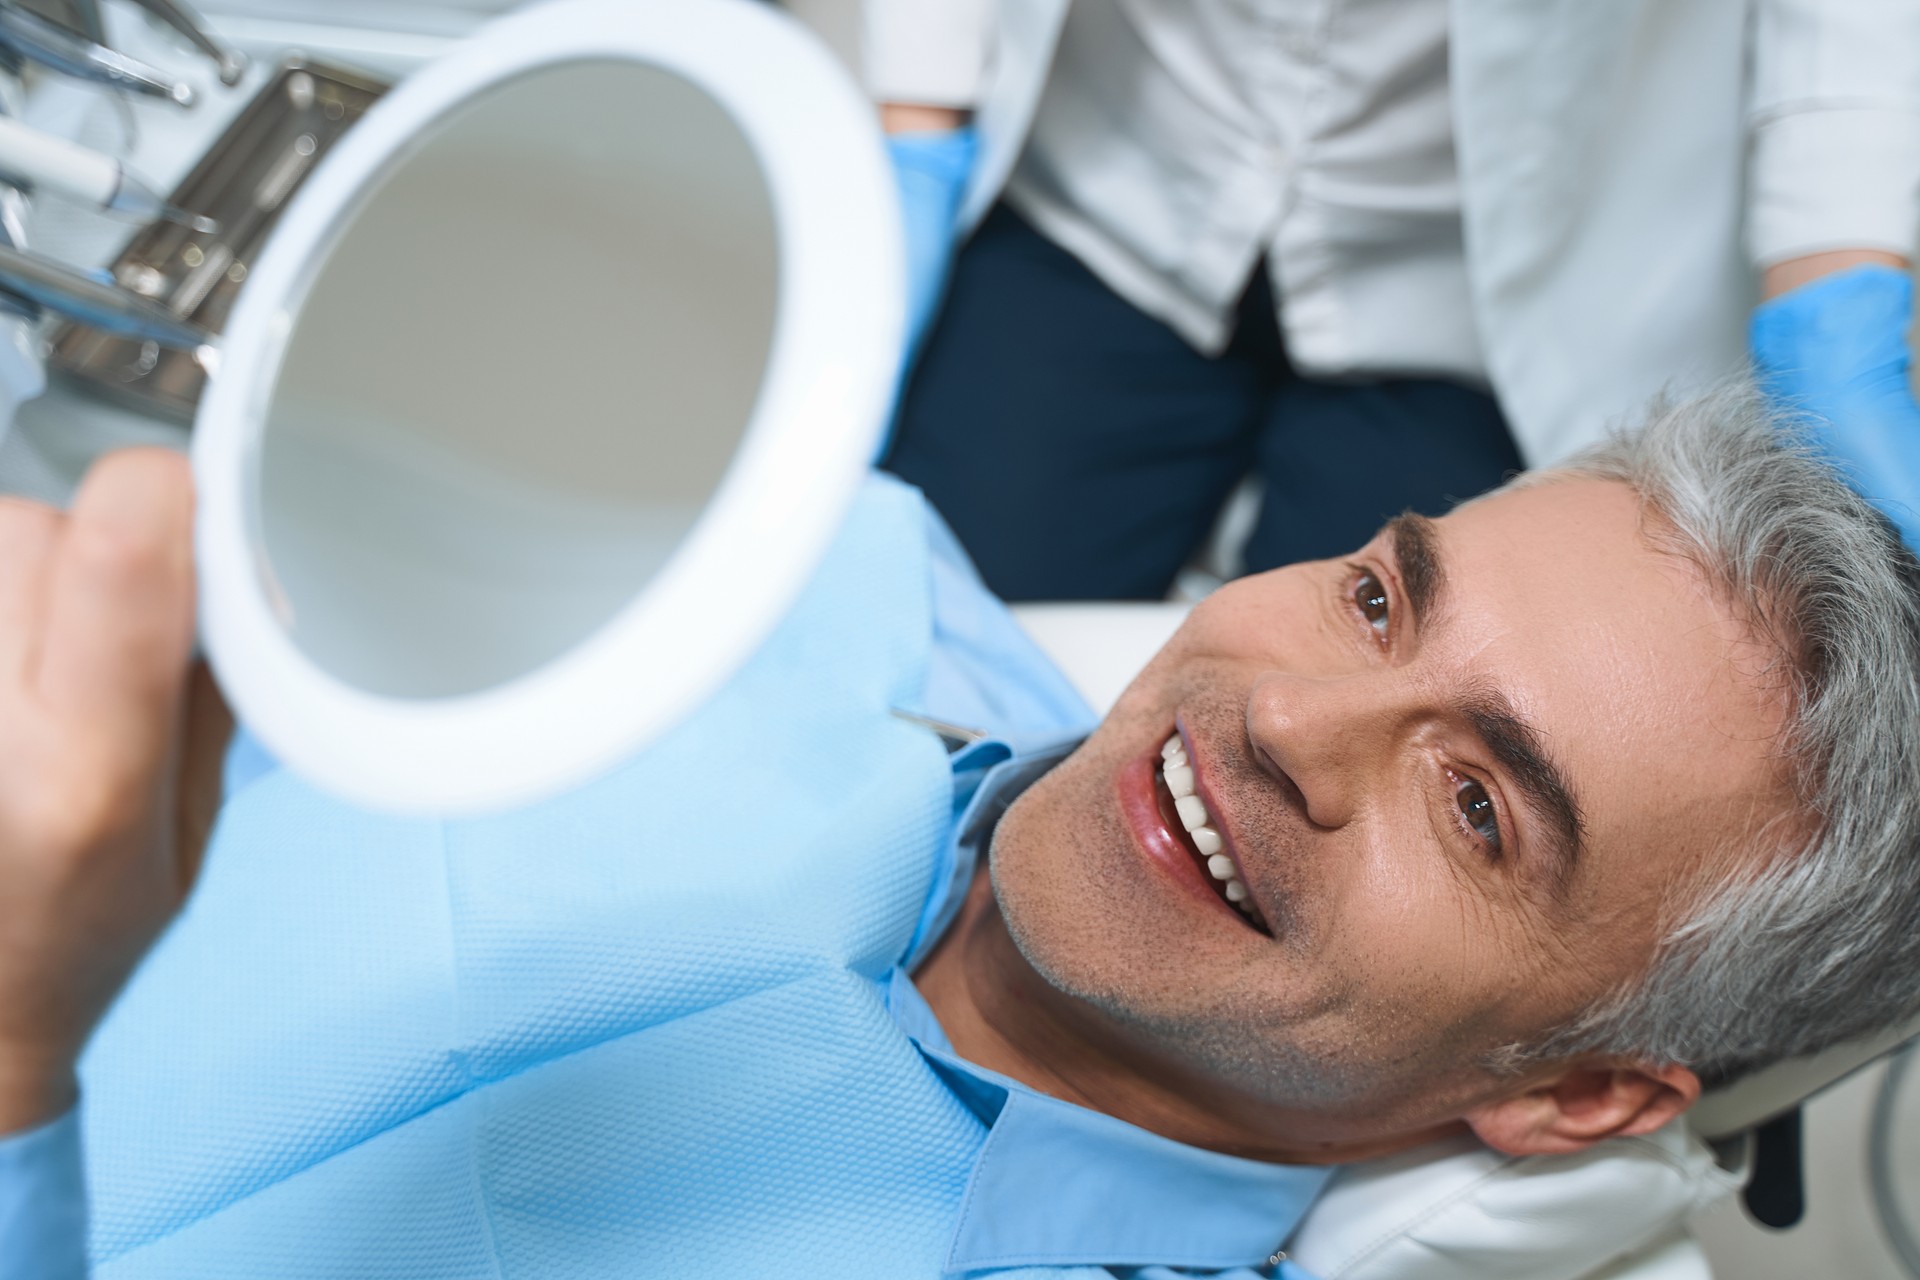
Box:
[880,102,978,357]
[0,449,202,1134]
[1752,253,1920,552]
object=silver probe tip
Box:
[160,204,219,235]
[169,82,196,108]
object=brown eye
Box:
[1456,777,1502,852]
[1352,571,1389,634]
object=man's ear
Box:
[1461,1060,1702,1157]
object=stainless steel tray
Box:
[49,56,388,422]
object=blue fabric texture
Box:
[13,473,1325,1277]
[916,500,1098,750]
[217,727,279,800]
[77,474,967,1277]
[1752,263,1920,553]
[0,1110,86,1280]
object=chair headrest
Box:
[1687,1015,1920,1138]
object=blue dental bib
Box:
[77,476,1043,1278]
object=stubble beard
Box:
[986,768,1374,1111]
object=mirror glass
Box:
[255,59,778,699]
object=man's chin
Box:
[990,787,1255,1069]
[985,766,1176,1005]
[991,884,1382,1112]
[988,791,1373,1111]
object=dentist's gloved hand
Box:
[1752,263,1920,552]
[886,125,978,355]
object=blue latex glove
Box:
[1751,264,1920,552]
[885,127,978,356]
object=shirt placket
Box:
[1179,0,1327,321]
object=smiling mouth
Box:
[1156,733,1270,934]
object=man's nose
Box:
[1245,670,1412,829]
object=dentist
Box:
[874,0,1920,597]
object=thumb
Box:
[36,449,196,776]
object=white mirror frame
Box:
[195,0,903,814]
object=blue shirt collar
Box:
[888,971,1332,1274]
[888,735,1335,1274]
[899,734,1081,971]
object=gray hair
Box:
[1506,382,1920,1085]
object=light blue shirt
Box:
[0,501,1332,1278]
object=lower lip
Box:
[1116,749,1247,926]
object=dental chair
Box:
[1010,601,1920,1280]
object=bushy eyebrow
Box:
[1382,511,1587,886]
[1386,513,1446,629]
[1460,686,1588,887]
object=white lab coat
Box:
[866,0,1920,464]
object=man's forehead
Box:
[1417,479,1794,881]
[1423,477,1704,635]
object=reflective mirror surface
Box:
[257,60,778,698]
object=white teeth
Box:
[1157,734,1257,922]
[1175,794,1209,832]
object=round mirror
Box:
[195,0,902,813]
[258,60,778,699]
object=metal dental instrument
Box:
[124,0,244,86]
[889,708,988,751]
[0,3,195,106]
[0,115,216,229]
[0,240,214,349]
[49,58,387,421]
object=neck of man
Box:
[912,867,1470,1166]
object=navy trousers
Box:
[882,205,1524,601]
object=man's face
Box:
[989,477,1792,1142]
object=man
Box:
[3,386,1920,1275]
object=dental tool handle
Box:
[0,115,216,230]
[126,0,244,86]
[0,240,214,349]
[0,4,195,106]
[0,112,124,205]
